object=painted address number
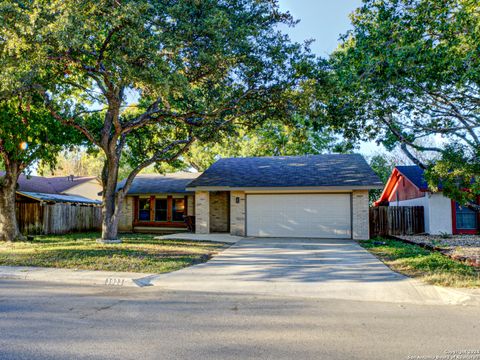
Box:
[105,277,125,286]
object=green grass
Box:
[0,233,227,274]
[360,238,480,288]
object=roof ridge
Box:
[217,153,362,161]
[133,171,200,177]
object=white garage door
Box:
[246,194,352,238]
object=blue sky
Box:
[278,0,383,156]
[279,0,363,56]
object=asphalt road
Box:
[1,280,479,360]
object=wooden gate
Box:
[370,206,424,237]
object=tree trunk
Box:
[0,166,25,242]
[100,153,122,243]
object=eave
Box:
[186,185,384,192]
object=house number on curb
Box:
[105,278,125,286]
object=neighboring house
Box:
[375,166,479,235]
[0,172,103,205]
[0,173,103,235]
[118,154,383,240]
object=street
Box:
[1,280,479,360]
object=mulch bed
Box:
[395,235,480,268]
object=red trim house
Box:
[375,166,479,235]
[117,172,199,233]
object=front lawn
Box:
[360,238,480,288]
[0,233,227,274]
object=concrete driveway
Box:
[152,238,479,305]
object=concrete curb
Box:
[1,263,479,306]
[432,285,480,306]
[0,266,155,288]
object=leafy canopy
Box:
[6,0,316,173]
[0,95,80,175]
[326,0,480,207]
[1,0,322,239]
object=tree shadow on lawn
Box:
[26,233,227,249]
[0,247,213,273]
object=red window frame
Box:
[451,197,480,235]
[133,195,188,228]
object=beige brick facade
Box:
[209,192,230,233]
[352,190,370,240]
[195,191,210,234]
[230,191,246,236]
[118,196,134,232]
[187,195,195,216]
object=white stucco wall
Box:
[427,193,453,235]
[390,193,452,235]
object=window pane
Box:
[172,198,185,222]
[456,203,477,230]
[138,199,150,221]
[155,199,168,222]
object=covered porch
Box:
[195,190,246,236]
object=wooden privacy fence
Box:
[370,206,425,237]
[17,203,102,235]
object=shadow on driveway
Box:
[148,237,480,305]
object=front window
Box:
[155,199,168,222]
[172,198,185,222]
[138,199,150,221]
[137,196,186,223]
[456,203,478,230]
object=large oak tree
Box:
[326,0,480,210]
[2,0,318,241]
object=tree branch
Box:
[117,137,196,200]
[97,24,125,70]
[400,143,427,169]
[35,86,101,147]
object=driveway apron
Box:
[151,238,480,305]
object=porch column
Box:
[230,191,246,236]
[352,190,369,240]
[195,191,210,234]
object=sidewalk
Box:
[1,263,480,307]
[0,266,155,288]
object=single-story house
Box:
[1,173,103,235]
[374,165,479,235]
[117,172,199,233]
[118,154,383,240]
[2,173,103,205]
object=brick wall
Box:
[187,195,195,216]
[195,191,210,234]
[352,190,369,240]
[230,191,246,236]
[209,192,229,233]
[118,196,134,232]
